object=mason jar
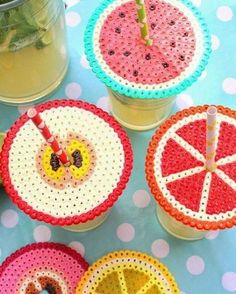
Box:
[0,0,69,104]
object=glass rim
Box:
[0,0,24,11]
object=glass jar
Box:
[107,88,176,131]
[0,0,69,104]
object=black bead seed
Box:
[133,70,138,77]
[108,50,115,55]
[179,55,185,61]
[150,5,156,10]
[145,53,151,60]
[151,23,156,29]
[162,62,169,68]
[170,42,176,48]
[50,153,60,171]
[45,283,56,294]
[115,27,121,33]
[124,51,131,57]
[135,18,139,23]
[169,20,175,26]
[119,12,125,18]
[72,149,83,169]
[183,32,188,37]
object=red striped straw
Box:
[27,108,71,167]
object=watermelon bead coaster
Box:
[0,100,133,232]
[76,250,180,294]
[85,0,211,130]
[146,105,236,240]
[0,242,89,293]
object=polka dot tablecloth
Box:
[0,0,236,293]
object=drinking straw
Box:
[135,0,153,46]
[27,108,71,167]
[206,106,217,172]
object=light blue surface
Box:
[0,1,236,293]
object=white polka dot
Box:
[180,292,187,294]
[222,272,236,292]
[80,54,91,69]
[133,190,151,208]
[1,209,19,228]
[223,78,236,95]
[68,241,85,257]
[211,35,220,51]
[176,94,194,110]
[205,230,219,240]
[117,223,135,242]
[217,6,233,22]
[191,0,201,7]
[65,0,80,8]
[18,105,35,115]
[0,248,2,258]
[33,225,51,242]
[151,239,170,259]
[198,70,207,81]
[96,96,110,113]
[186,256,205,275]
[66,11,81,27]
[65,82,82,99]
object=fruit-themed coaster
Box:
[0,99,133,226]
[85,0,211,99]
[0,242,89,293]
[76,250,180,293]
[146,105,236,231]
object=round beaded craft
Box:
[146,105,236,231]
[76,250,179,293]
[0,100,133,226]
[0,242,89,293]
[85,0,211,99]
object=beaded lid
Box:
[0,100,133,226]
[146,105,236,231]
[76,250,179,293]
[0,242,89,293]
[85,0,211,99]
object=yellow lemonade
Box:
[0,0,68,104]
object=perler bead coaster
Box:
[76,250,180,293]
[146,105,236,231]
[0,100,133,227]
[85,0,211,99]
[0,242,89,293]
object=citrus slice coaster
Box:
[146,105,236,232]
[0,132,5,185]
[0,242,89,293]
[76,250,180,294]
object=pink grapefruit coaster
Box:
[146,105,236,238]
[0,242,89,293]
[76,250,180,293]
[0,100,133,228]
[85,0,211,99]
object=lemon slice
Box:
[0,132,5,185]
[76,251,180,294]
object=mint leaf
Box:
[0,14,8,45]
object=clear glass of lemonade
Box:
[0,0,69,104]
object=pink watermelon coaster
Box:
[146,105,236,232]
[0,242,89,293]
[85,0,211,99]
[0,100,133,227]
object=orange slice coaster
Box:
[76,250,180,294]
[146,105,236,231]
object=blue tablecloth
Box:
[1,1,236,293]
